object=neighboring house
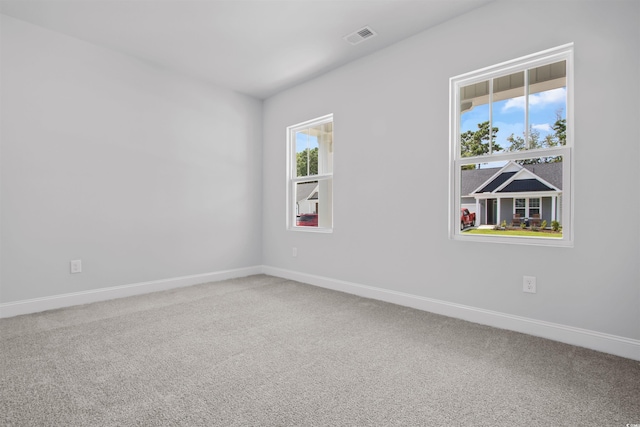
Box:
[296,181,319,215]
[461,161,562,226]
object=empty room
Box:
[1,0,639,425]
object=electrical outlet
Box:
[523,276,536,293]
[70,259,82,274]
[292,247,298,258]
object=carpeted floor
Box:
[1,274,639,426]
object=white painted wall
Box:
[0,15,263,303]
[263,0,640,341]
[1,1,638,357]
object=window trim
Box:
[449,43,574,247]
[514,197,541,219]
[286,113,334,233]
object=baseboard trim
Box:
[4,265,638,361]
[262,266,640,361]
[0,266,263,319]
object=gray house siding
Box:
[500,199,513,225]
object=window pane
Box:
[295,122,333,177]
[528,60,567,149]
[294,179,332,228]
[515,199,526,217]
[295,131,319,177]
[493,71,525,153]
[460,80,492,158]
[316,122,333,175]
[458,157,563,234]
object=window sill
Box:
[453,233,573,248]
[288,226,333,234]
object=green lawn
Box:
[464,228,562,238]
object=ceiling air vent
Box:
[343,26,377,45]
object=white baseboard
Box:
[262,266,640,362]
[0,266,263,319]
[3,264,638,361]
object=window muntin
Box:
[528,198,541,218]
[451,44,573,246]
[515,199,526,218]
[493,71,525,153]
[514,198,541,218]
[287,114,333,231]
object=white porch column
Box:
[475,199,480,224]
[496,198,501,226]
[551,196,557,222]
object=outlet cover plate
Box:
[70,259,82,274]
[523,276,536,293]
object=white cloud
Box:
[501,87,566,112]
[529,87,566,108]
[502,96,524,112]
[532,123,552,132]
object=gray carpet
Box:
[1,274,638,426]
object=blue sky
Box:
[296,132,318,154]
[461,87,566,151]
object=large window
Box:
[450,44,573,246]
[287,114,333,231]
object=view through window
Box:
[451,44,573,245]
[287,114,333,231]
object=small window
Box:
[287,114,333,231]
[515,199,526,218]
[514,198,540,219]
[450,44,573,246]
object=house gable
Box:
[495,168,560,193]
[470,161,561,196]
[296,182,319,203]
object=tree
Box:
[506,128,543,164]
[460,121,501,169]
[551,116,566,146]
[506,111,566,164]
[297,147,318,176]
[544,116,566,163]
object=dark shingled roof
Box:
[478,172,516,193]
[499,179,553,192]
[522,163,563,189]
[461,162,562,196]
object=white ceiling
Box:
[0,0,494,99]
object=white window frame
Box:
[286,114,334,233]
[449,44,574,247]
[514,198,527,218]
[514,197,541,219]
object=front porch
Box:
[474,195,560,227]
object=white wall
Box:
[263,0,640,342]
[1,1,638,357]
[0,15,263,303]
